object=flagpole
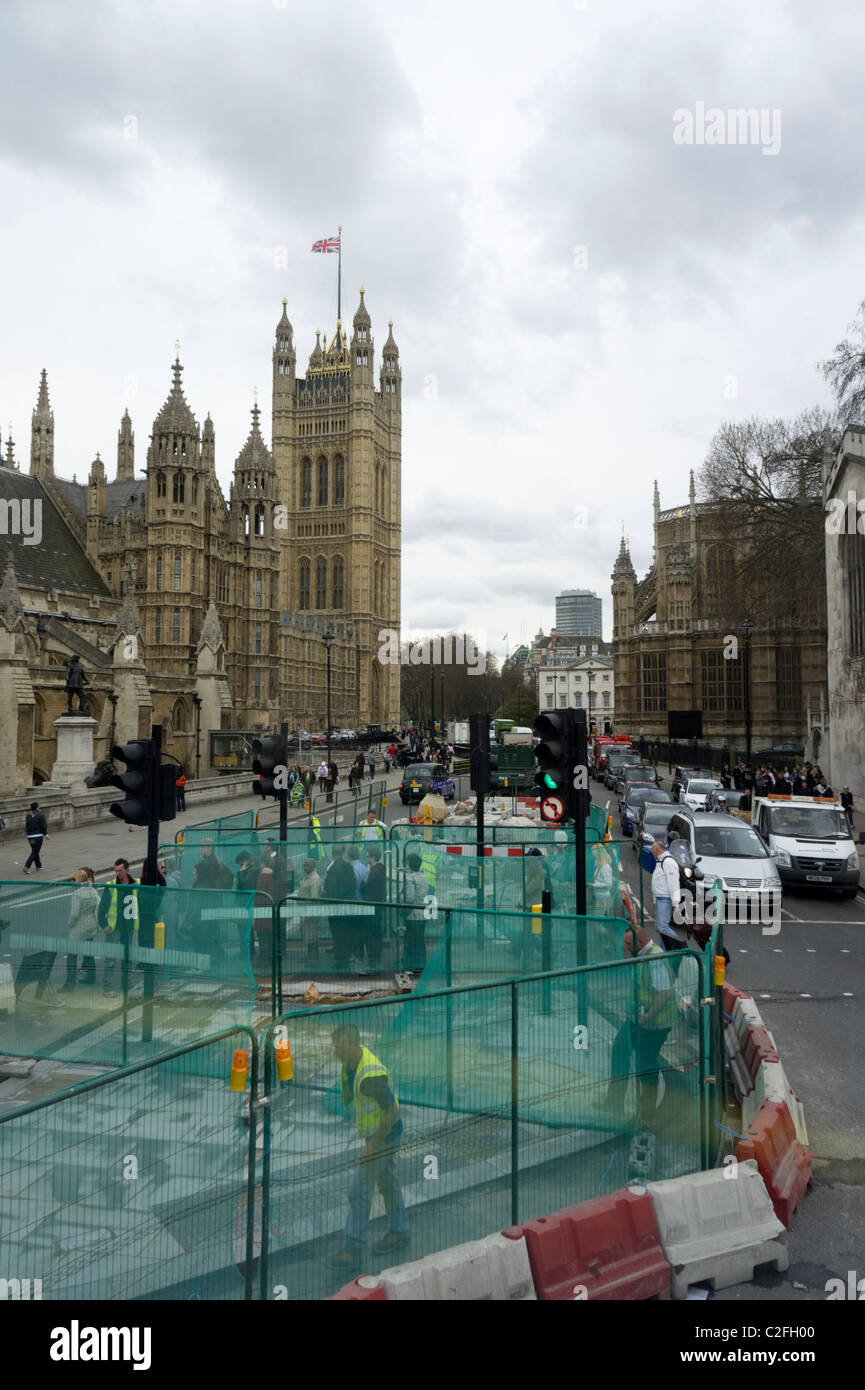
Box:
[337,224,342,323]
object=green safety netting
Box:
[398,838,627,917]
[259,948,707,1300]
[0,882,257,1070]
[0,1028,257,1300]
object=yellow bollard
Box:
[154,921,165,950]
[229,1048,249,1092]
[530,902,543,935]
[714,954,726,986]
[275,1038,293,1081]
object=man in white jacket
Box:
[650,841,685,953]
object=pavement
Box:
[0,764,409,884]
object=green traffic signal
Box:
[543,771,561,790]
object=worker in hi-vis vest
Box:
[98,858,140,996]
[361,810,386,841]
[308,816,325,861]
[324,1022,409,1271]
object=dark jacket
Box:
[363,863,387,903]
[25,810,47,837]
[323,858,356,902]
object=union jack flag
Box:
[311,236,340,253]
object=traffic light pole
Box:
[140,722,162,1044]
[280,721,288,844]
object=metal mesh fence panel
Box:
[0,882,256,1070]
[0,1028,258,1300]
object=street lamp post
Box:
[107,691,118,758]
[587,668,595,733]
[323,628,334,773]
[742,618,753,779]
[192,694,202,780]
[430,663,435,742]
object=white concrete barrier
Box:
[647,1159,789,1299]
[379,1231,536,1301]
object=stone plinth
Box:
[51,715,99,792]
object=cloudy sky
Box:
[1,0,862,657]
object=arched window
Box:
[156,472,166,498]
[299,559,310,610]
[255,574,262,609]
[174,554,182,591]
[173,608,181,643]
[705,544,736,619]
[192,478,199,505]
[243,505,250,537]
[301,459,312,508]
[33,692,46,738]
[156,555,163,591]
[316,557,327,609]
[332,557,344,609]
[172,698,187,732]
[318,458,328,507]
[173,472,185,503]
[155,608,162,644]
[379,561,387,613]
[381,464,387,519]
[334,456,345,506]
[255,505,265,537]
[190,554,195,590]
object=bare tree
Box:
[821,299,865,423]
[698,409,836,624]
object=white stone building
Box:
[537,654,615,733]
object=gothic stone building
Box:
[611,473,829,762]
[0,291,401,794]
[824,423,865,801]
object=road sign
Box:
[541,794,564,822]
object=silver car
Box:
[667,810,782,924]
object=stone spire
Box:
[153,352,198,435]
[116,555,142,636]
[0,556,24,630]
[689,469,696,506]
[612,532,636,581]
[116,408,135,481]
[273,298,296,394]
[197,595,225,653]
[309,329,323,370]
[30,368,54,479]
[3,426,15,470]
[380,319,401,399]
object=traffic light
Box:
[109,740,154,826]
[533,712,573,816]
[469,713,492,794]
[252,733,286,799]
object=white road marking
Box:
[800,993,811,998]
[843,992,854,997]
[773,948,783,953]
[781,909,804,921]
[806,948,816,953]
[761,993,771,998]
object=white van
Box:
[751,795,859,898]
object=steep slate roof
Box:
[0,465,111,598]
[52,476,145,520]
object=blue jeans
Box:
[654,895,674,938]
[345,1137,408,1253]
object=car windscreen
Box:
[628,787,670,807]
[686,781,718,795]
[405,765,438,778]
[768,807,847,838]
[642,806,674,827]
[624,767,654,781]
[694,825,768,858]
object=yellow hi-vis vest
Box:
[309,817,324,860]
[420,847,438,890]
[637,941,677,1029]
[341,1046,399,1134]
[105,876,141,932]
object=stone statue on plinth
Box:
[64,654,90,714]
